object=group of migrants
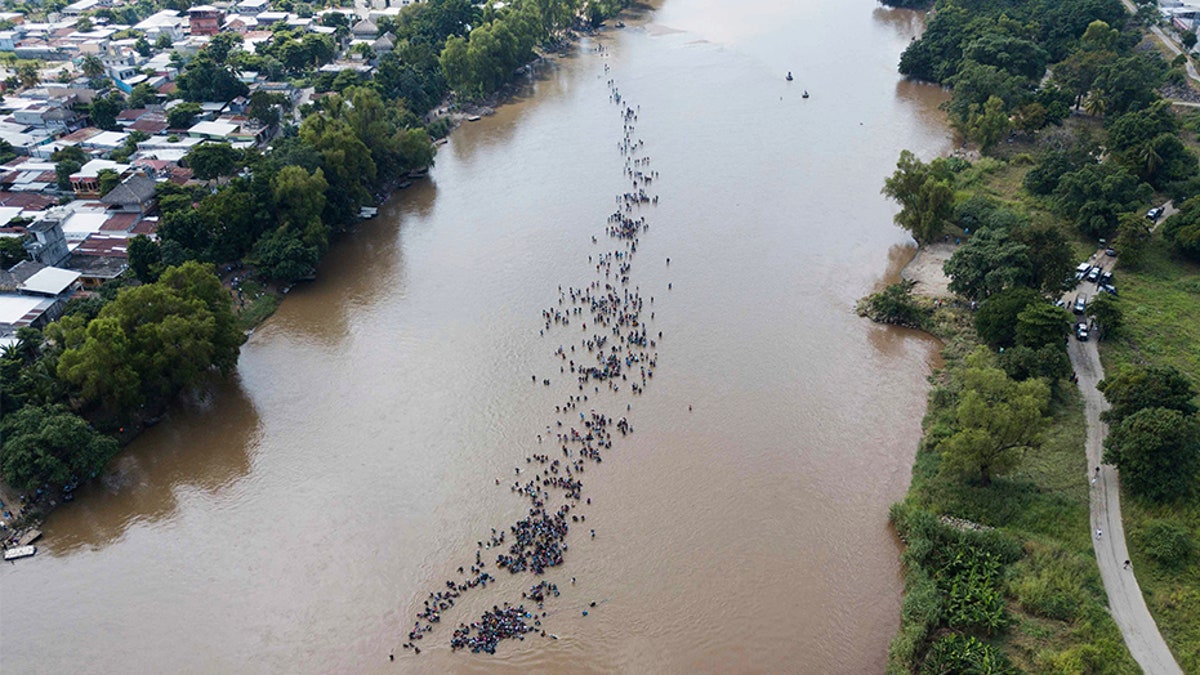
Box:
[400,46,667,658]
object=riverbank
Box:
[899,241,955,298]
[869,293,1137,672]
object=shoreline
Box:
[898,241,955,299]
[1,13,640,557]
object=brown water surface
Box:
[1,1,952,671]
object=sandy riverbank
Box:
[899,241,956,298]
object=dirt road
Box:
[1068,257,1184,674]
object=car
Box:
[1147,206,1164,221]
[1086,266,1102,283]
[1073,294,1088,314]
[1101,284,1118,296]
[1105,248,1118,257]
[1076,323,1090,341]
[1100,271,1113,285]
[1054,298,1066,308]
[1075,262,1091,280]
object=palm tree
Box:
[1138,141,1163,180]
[1082,91,1106,118]
[81,54,104,80]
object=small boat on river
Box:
[786,71,794,81]
[4,545,37,561]
[802,90,810,98]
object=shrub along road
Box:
[1069,299,1183,674]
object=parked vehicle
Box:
[1101,284,1118,296]
[1076,322,1090,341]
[1105,248,1118,257]
[1087,266,1102,283]
[1073,294,1088,314]
[1075,262,1091,280]
[1147,206,1164,221]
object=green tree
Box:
[1014,302,1069,350]
[882,150,956,244]
[89,91,126,130]
[860,280,931,329]
[1098,365,1198,424]
[96,169,121,196]
[0,405,118,490]
[80,53,105,79]
[16,61,39,89]
[943,228,1032,301]
[186,142,242,182]
[52,145,88,191]
[1052,163,1152,239]
[247,90,286,127]
[251,227,320,283]
[126,82,158,108]
[964,94,1014,151]
[167,101,203,129]
[0,235,28,270]
[272,165,328,229]
[1085,292,1122,338]
[1013,225,1074,293]
[127,234,162,283]
[55,262,242,414]
[177,52,249,102]
[1162,195,1200,262]
[1105,408,1200,502]
[975,287,1041,348]
[206,31,243,65]
[1093,53,1166,117]
[999,343,1072,382]
[939,350,1053,486]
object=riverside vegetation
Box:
[1,0,633,517]
[871,0,1200,670]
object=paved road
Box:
[1067,256,1184,675]
[1117,0,1200,86]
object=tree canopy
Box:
[51,262,243,416]
[1105,407,1200,503]
[882,150,957,244]
[1098,365,1198,425]
[939,350,1053,486]
[0,404,118,490]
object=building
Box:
[23,216,70,266]
[134,10,188,43]
[100,173,157,215]
[70,159,132,198]
[18,266,82,299]
[187,5,225,36]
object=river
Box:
[0,1,951,672]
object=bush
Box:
[1010,543,1090,621]
[920,633,1016,674]
[859,280,933,329]
[1140,519,1195,569]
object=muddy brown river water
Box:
[1,1,954,671]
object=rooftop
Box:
[18,266,81,296]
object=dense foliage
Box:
[1,264,239,490]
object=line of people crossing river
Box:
[399,45,670,658]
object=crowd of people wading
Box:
[397,44,668,659]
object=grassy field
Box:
[1099,233,1200,673]
[886,308,1138,673]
